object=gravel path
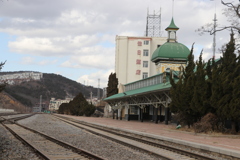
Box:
[19,114,162,160]
[0,124,41,160]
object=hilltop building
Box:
[0,71,43,85]
[48,98,72,111]
[105,18,190,124]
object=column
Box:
[120,109,122,120]
[165,107,169,125]
[127,108,130,121]
[140,107,143,122]
[152,105,155,122]
[159,105,162,122]
[155,107,158,124]
[112,109,115,119]
[116,109,118,120]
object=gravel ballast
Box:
[0,124,40,160]
[19,114,162,160]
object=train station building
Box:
[105,18,190,124]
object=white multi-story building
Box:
[115,36,167,92]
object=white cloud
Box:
[20,56,58,66]
[0,0,236,86]
[77,69,114,88]
[21,57,35,65]
[61,46,115,70]
[9,37,65,56]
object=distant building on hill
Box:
[0,71,43,85]
[48,98,72,111]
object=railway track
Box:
[54,115,219,160]
[2,115,104,160]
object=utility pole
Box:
[40,95,42,112]
[90,91,93,104]
[213,12,217,59]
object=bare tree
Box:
[196,1,239,51]
[196,1,239,35]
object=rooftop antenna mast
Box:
[145,7,162,37]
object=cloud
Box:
[77,69,114,88]
[0,0,235,86]
[20,56,58,66]
[60,46,115,70]
[21,57,35,65]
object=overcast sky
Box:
[0,0,237,88]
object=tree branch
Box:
[221,0,240,18]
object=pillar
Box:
[165,107,169,125]
[155,107,158,124]
[140,108,143,122]
[116,109,118,120]
[159,105,162,122]
[120,109,122,120]
[152,106,155,121]
[127,108,130,121]
[112,109,115,119]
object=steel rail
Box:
[54,115,218,160]
[2,114,105,160]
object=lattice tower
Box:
[145,9,162,37]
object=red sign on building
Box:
[137,50,141,55]
[136,70,141,75]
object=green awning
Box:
[104,82,171,101]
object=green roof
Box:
[166,18,179,30]
[151,42,190,62]
[104,82,171,101]
[124,72,163,86]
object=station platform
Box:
[58,114,240,158]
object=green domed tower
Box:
[151,18,190,73]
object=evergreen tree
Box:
[217,33,237,132]
[210,58,224,122]
[191,52,207,120]
[60,92,95,116]
[107,72,118,97]
[58,103,69,114]
[181,45,196,127]
[170,45,196,127]
[204,59,215,114]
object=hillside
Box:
[0,92,29,113]
[3,73,102,108]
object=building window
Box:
[137,50,141,55]
[143,50,149,56]
[138,41,142,46]
[143,72,148,79]
[136,59,141,64]
[136,70,141,75]
[157,45,161,48]
[143,61,148,68]
[144,40,149,45]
